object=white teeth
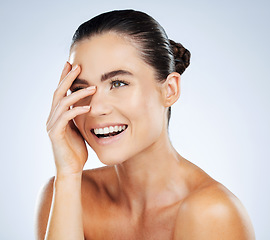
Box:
[98,128,104,134]
[104,127,109,134]
[93,125,127,135]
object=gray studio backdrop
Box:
[0,0,269,239]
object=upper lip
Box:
[90,123,128,130]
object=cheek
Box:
[124,87,164,133]
[118,88,150,116]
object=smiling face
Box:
[69,33,168,165]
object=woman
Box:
[35,9,255,239]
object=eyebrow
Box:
[72,70,133,85]
[101,70,133,82]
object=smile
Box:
[91,124,128,138]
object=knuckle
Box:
[46,120,53,133]
[62,110,71,120]
[47,124,63,140]
[58,98,67,108]
[47,128,56,139]
[46,123,50,133]
[53,86,65,99]
[53,88,60,98]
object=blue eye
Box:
[110,80,129,89]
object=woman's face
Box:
[69,33,167,165]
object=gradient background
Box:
[0,0,269,239]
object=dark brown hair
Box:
[71,9,191,125]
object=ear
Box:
[162,72,181,107]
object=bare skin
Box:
[35,33,255,239]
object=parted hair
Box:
[71,9,191,125]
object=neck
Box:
[114,128,187,217]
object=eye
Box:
[70,86,84,93]
[110,80,129,89]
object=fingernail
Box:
[71,64,78,71]
[86,86,96,90]
[82,106,90,109]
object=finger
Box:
[47,86,96,130]
[47,65,81,123]
[63,86,96,109]
[54,65,81,103]
[47,106,90,138]
[58,64,80,94]
[59,62,72,84]
[47,62,72,124]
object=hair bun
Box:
[169,39,191,75]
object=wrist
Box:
[55,171,83,182]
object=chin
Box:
[95,151,129,166]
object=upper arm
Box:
[34,177,55,240]
[173,185,255,240]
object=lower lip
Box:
[91,128,127,146]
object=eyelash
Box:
[70,79,129,93]
[70,86,83,92]
[110,79,129,89]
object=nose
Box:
[88,89,113,117]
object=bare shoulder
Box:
[35,165,112,212]
[173,181,255,240]
[34,166,114,239]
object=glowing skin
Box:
[36,32,255,240]
[69,33,168,165]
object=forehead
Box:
[69,33,154,81]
